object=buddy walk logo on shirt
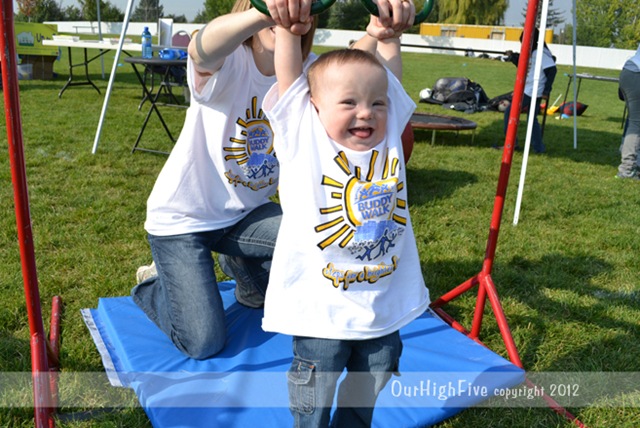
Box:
[223,96,278,191]
[317,150,407,290]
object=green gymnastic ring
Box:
[250,0,337,16]
[360,0,434,25]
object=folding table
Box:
[124,56,187,155]
[42,38,141,98]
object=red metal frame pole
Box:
[0,1,56,426]
[483,0,539,277]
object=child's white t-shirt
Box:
[524,47,555,98]
[261,70,430,340]
[145,46,280,236]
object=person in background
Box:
[261,4,430,426]
[616,43,640,180]
[500,28,557,154]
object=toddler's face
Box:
[311,62,388,151]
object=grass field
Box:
[1,40,639,427]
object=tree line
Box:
[15,0,640,50]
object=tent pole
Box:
[96,0,105,79]
[92,0,137,154]
[513,0,550,226]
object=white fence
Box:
[45,21,635,71]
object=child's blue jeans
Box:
[131,201,281,359]
[288,332,402,428]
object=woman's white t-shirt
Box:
[145,46,281,236]
[261,70,430,340]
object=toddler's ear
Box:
[310,97,319,112]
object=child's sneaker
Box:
[136,261,157,283]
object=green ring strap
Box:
[360,0,435,25]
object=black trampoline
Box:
[410,112,477,144]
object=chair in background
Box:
[171,30,191,48]
[165,31,191,103]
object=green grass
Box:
[1,43,639,427]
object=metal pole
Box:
[513,0,550,226]
[92,0,137,153]
[0,0,55,425]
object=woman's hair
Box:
[232,0,317,60]
[521,27,552,55]
[307,48,385,96]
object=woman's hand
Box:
[366,0,415,40]
[265,0,313,35]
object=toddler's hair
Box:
[307,48,385,96]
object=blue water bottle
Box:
[141,26,153,59]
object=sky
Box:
[30,0,574,28]
[504,0,573,28]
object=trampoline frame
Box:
[409,112,477,144]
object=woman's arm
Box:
[188,8,273,77]
[353,0,414,80]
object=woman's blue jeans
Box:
[131,201,281,359]
[287,332,402,428]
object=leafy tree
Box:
[131,0,164,22]
[323,0,429,32]
[16,0,37,21]
[613,1,640,49]
[97,1,124,21]
[192,9,208,24]
[576,0,639,48]
[327,0,369,31]
[437,0,507,25]
[34,0,65,21]
[520,0,565,30]
[164,13,188,23]
[63,5,83,21]
[317,9,331,29]
[16,0,67,22]
[77,0,123,21]
[197,0,235,22]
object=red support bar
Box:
[0,1,57,426]
[430,274,479,308]
[524,378,587,427]
[479,274,523,368]
[482,0,539,277]
[470,274,488,339]
[48,296,63,409]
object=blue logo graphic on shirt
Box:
[223,96,278,190]
[315,150,408,288]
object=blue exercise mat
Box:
[82,281,524,427]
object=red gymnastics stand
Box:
[428,0,585,426]
[1,1,62,426]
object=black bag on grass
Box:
[420,77,490,113]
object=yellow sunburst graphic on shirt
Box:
[314,150,407,261]
[223,96,278,181]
